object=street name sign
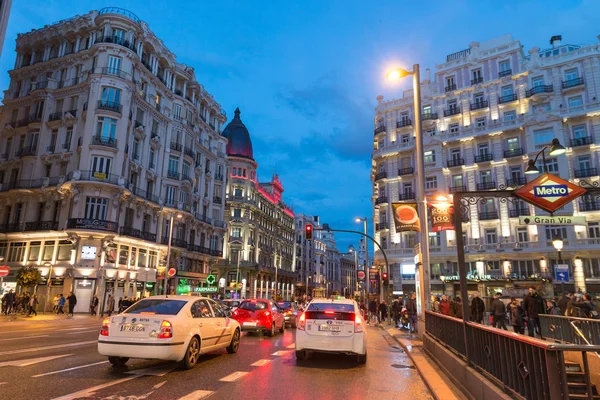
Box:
[555,264,570,283]
[519,216,587,226]
[514,173,586,213]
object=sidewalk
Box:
[376,322,468,400]
[0,313,101,325]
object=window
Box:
[107,56,121,74]
[446,76,455,88]
[85,197,108,220]
[452,174,463,187]
[577,155,592,171]
[485,229,497,244]
[476,118,486,128]
[101,87,121,105]
[532,76,544,87]
[64,129,73,150]
[536,158,559,173]
[472,69,482,83]
[451,149,461,161]
[474,92,485,104]
[573,125,587,139]
[401,134,410,143]
[112,28,126,43]
[165,186,176,205]
[544,226,567,240]
[501,86,513,97]
[400,113,409,124]
[424,151,435,163]
[517,227,529,242]
[568,96,583,108]
[28,241,41,262]
[565,68,578,81]
[533,128,554,148]
[174,104,182,120]
[231,227,242,238]
[506,137,519,150]
[480,170,492,183]
[233,209,242,218]
[504,111,516,122]
[91,156,112,179]
[449,123,459,133]
[56,240,71,261]
[429,232,441,246]
[499,60,511,72]
[96,117,117,139]
[8,242,25,262]
[425,176,437,190]
[588,222,600,239]
[168,156,179,174]
[478,143,489,155]
[403,183,413,195]
[509,166,522,180]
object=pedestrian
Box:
[439,295,451,316]
[90,295,99,316]
[368,299,377,325]
[66,291,77,316]
[454,297,464,319]
[470,292,485,324]
[391,299,401,327]
[557,292,571,315]
[27,294,38,317]
[523,287,545,337]
[406,293,418,333]
[107,294,115,317]
[510,298,525,334]
[572,294,598,319]
[21,292,30,314]
[547,300,560,315]
[492,293,507,330]
[57,293,65,314]
[53,294,60,314]
[2,289,14,315]
[378,301,388,324]
[432,296,440,313]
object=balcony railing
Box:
[470,100,488,111]
[97,100,122,114]
[449,185,466,193]
[445,84,457,92]
[562,77,584,89]
[443,107,461,117]
[162,237,188,248]
[580,201,600,212]
[575,168,598,178]
[375,196,388,205]
[213,220,226,228]
[422,112,438,121]
[447,158,465,167]
[470,77,483,85]
[131,186,160,204]
[398,167,414,176]
[503,148,524,158]
[526,85,553,97]
[505,177,527,187]
[474,153,493,163]
[398,192,415,200]
[49,112,63,121]
[508,207,530,217]
[47,145,56,153]
[476,181,496,190]
[119,226,157,242]
[498,69,512,78]
[213,197,222,204]
[16,146,37,157]
[68,170,128,187]
[170,142,183,152]
[28,113,42,123]
[396,119,411,128]
[570,136,594,147]
[167,170,180,180]
[91,136,118,148]
[184,147,195,159]
[374,125,386,135]
[376,222,389,230]
[24,221,59,231]
[94,35,136,52]
[498,93,518,104]
[215,174,224,181]
[375,171,387,181]
[478,210,499,220]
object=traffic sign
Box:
[206,274,216,285]
[357,270,366,280]
[515,173,586,213]
[555,264,570,283]
[277,289,281,294]
[0,266,9,277]
[167,268,177,278]
[519,216,587,226]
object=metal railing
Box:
[93,36,136,52]
[526,85,553,97]
[470,100,488,111]
[444,107,460,117]
[508,207,530,217]
[447,158,465,167]
[498,69,512,78]
[422,112,438,121]
[575,167,598,179]
[425,311,600,400]
[506,177,527,187]
[571,136,594,147]
[375,171,387,181]
[474,153,493,163]
[498,93,518,104]
[91,136,118,148]
[374,125,386,135]
[398,192,415,200]
[562,77,584,89]
[540,314,600,345]
[504,148,524,158]
[119,226,157,242]
[398,167,414,176]
[471,76,483,85]
[98,7,141,23]
[97,100,122,114]
[396,119,411,128]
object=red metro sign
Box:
[514,173,586,213]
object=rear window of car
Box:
[226,300,240,307]
[307,303,354,313]
[125,299,187,315]
[277,302,292,309]
[239,301,268,311]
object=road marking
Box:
[219,371,248,382]
[0,354,72,368]
[0,334,49,341]
[0,340,97,356]
[51,376,139,400]
[271,350,292,356]
[32,360,109,377]
[286,343,295,349]
[177,390,215,400]
[65,329,99,335]
[125,364,177,377]
[251,359,272,367]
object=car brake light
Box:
[158,320,173,339]
[298,312,306,331]
[100,317,110,336]
[324,311,335,314]
[285,311,292,315]
[264,311,270,316]
[354,314,363,333]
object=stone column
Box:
[183,81,187,96]
[574,258,586,294]
[43,46,51,62]
[74,36,82,53]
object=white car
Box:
[98,295,241,369]
[295,298,367,364]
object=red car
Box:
[232,299,285,336]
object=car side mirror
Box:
[225,309,232,317]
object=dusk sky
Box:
[2,0,599,251]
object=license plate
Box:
[120,324,145,332]
[319,325,340,332]
[243,322,257,326]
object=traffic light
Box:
[305,224,313,240]
[382,272,389,285]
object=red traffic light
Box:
[305,224,313,240]
[382,273,388,279]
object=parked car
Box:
[277,301,300,328]
[223,299,241,311]
[232,299,285,336]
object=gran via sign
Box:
[519,216,587,226]
[514,173,586,213]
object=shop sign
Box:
[167,268,177,278]
[145,282,154,288]
[369,269,378,281]
[429,203,454,232]
[392,203,420,232]
[76,279,93,288]
[519,215,587,226]
[66,218,118,232]
[93,171,107,180]
[515,173,586,213]
[206,274,216,285]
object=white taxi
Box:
[295,298,367,364]
[98,295,241,369]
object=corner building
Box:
[0,8,228,311]
[372,34,600,299]
[218,108,296,300]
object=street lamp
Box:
[552,236,564,293]
[164,213,183,295]
[349,247,359,301]
[387,65,432,315]
[235,248,244,299]
[524,138,567,175]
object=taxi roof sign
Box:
[514,173,586,213]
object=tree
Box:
[17,266,42,288]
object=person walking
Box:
[368,299,377,325]
[470,292,485,324]
[510,298,525,334]
[406,293,418,333]
[491,293,507,330]
[52,294,60,314]
[3,289,14,315]
[454,297,464,319]
[439,295,451,316]
[432,296,440,313]
[523,287,545,337]
[56,293,66,315]
[378,301,388,324]
[391,299,401,327]
[90,295,99,316]
[27,294,38,317]
[572,294,598,319]
[557,292,571,315]
[66,292,77,316]
[107,294,115,317]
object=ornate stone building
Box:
[0,7,228,311]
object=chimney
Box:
[425,68,431,83]
[550,35,562,48]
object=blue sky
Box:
[1,0,599,252]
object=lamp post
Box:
[356,216,380,301]
[235,248,243,299]
[349,248,359,301]
[552,236,564,294]
[387,65,432,316]
[164,213,183,296]
[524,138,567,175]
[44,261,53,313]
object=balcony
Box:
[375,171,387,181]
[376,222,389,230]
[184,147,195,159]
[119,226,156,242]
[47,145,56,153]
[134,120,144,130]
[443,107,461,117]
[162,237,188,248]
[508,207,530,218]
[498,69,512,78]
[398,192,415,200]
[24,221,59,231]
[213,196,222,204]
[94,35,136,52]
[422,112,438,121]
[14,118,28,128]
[28,113,42,124]
[91,136,118,148]
[503,148,524,158]
[570,136,594,147]
[474,153,493,163]
[49,112,63,121]
[498,93,518,104]
[62,142,71,152]
[476,181,496,190]
[574,167,598,179]
[580,201,600,212]
[213,220,226,228]
[505,177,527,187]
[396,119,412,128]
[375,196,388,205]
[70,170,128,187]
[16,146,37,157]
[31,81,48,91]
[470,100,489,111]
[167,170,180,180]
[398,167,414,176]
[449,185,466,193]
[215,174,224,181]
[65,109,77,118]
[445,84,457,92]
[526,85,553,98]
[374,126,386,136]
[170,142,183,152]
[66,218,118,232]
[97,100,122,114]
[478,211,499,220]
[131,186,160,204]
[471,77,483,85]
[562,77,584,90]
[447,158,465,168]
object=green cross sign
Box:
[206,274,216,285]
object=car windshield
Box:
[307,303,354,313]
[277,302,292,309]
[125,299,187,315]
[239,301,268,311]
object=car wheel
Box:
[357,353,367,364]
[295,350,307,360]
[183,336,200,370]
[267,322,275,337]
[108,356,129,367]
[227,329,241,354]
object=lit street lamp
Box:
[524,138,567,175]
[164,213,183,295]
[552,236,565,294]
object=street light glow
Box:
[355,217,362,223]
[386,68,411,80]
[176,213,183,219]
[552,237,564,251]
[548,138,567,157]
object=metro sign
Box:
[514,173,586,213]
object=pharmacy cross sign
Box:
[514,173,587,213]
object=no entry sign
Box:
[0,266,9,277]
[167,268,177,278]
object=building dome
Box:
[222,108,254,160]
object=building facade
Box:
[340,246,358,299]
[372,34,600,299]
[0,7,228,311]
[0,0,12,57]
[218,108,296,300]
